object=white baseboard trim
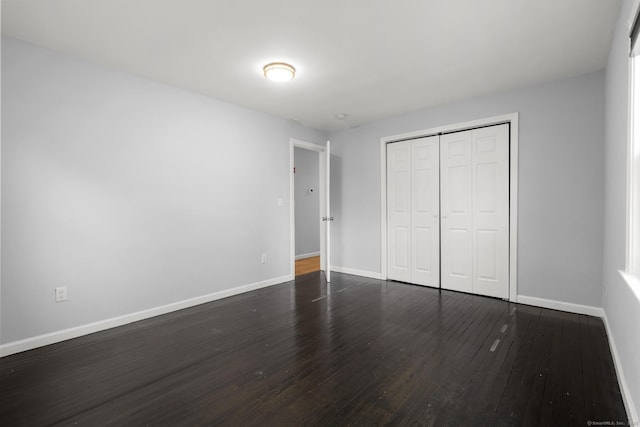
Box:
[331,266,383,280]
[295,251,320,260]
[0,274,293,358]
[516,295,604,317]
[602,311,639,424]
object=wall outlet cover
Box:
[55,286,68,302]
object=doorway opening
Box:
[289,139,331,281]
[294,146,321,276]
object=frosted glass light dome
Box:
[263,62,295,82]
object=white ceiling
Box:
[1,0,622,131]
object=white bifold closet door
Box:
[387,124,509,299]
[440,124,509,299]
[387,136,440,286]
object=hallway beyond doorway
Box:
[295,256,320,276]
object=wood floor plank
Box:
[486,305,541,426]
[437,301,513,426]
[579,315,604,424]
[521,308,557,427]
[552,313,586,425]
[0,274,628,426]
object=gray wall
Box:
[603,0,640,418]
[329,71,606,307]
[294,147,320,257]
[1,37,327,344]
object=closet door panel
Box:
[387,141,412,282]
[387,124,509,298]
[472,124,509,298]
[412,137,440,286]
[440,131,473,293]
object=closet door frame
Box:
[379,113,519,302]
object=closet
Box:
[387,123,509,299]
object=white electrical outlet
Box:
[261,253,267,264]
[55,286,68,302]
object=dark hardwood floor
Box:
[0,272,628,426]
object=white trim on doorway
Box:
[289,139,327,278]
[379,113,519,302]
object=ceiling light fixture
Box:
[335,113,349,120]
[263,62,296,82]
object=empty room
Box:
[1,0,639,425]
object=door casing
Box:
[290,139,330,280]
[379,113,519,302]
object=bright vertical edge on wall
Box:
[289,141,295,278]
[0,26,3,341]
[0,22,3,342]
[627,0,640,277]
